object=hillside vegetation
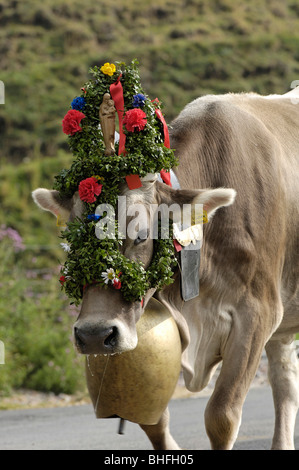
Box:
[0,0,299,161]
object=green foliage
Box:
[0,156,87,395]
[0,152,72,261]
[0,234,85,396]
[54,60,177,200]
[60,218,177,304]
[60,218,148,303]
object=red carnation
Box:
[62,109,85,135]
[123,108,147,132]
[78,177,103,203]
[59,275,66,285]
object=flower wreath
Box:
[55,60,178,305]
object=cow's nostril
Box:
[74,326,85,347]
[104,327,118,348]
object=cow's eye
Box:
[134,229,149,245]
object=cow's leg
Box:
[265,335,299,450]
[204,360,260,449]
[204,305,273,450]
[139,407,180,450]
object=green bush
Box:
[0,225,85,396]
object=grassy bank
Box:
[0,0,299,162]
[0,155,86,396]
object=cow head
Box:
[32,181,236,355]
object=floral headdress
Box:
[55,60,178,305]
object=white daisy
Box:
[101,268,116,284]
[60,242,71,252]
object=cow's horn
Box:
[140,173,158,183]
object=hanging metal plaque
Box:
[180,241,201,301]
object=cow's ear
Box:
[192,187,236,219]
[156,182,236,219]
[32,188,73,220]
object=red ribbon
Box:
[110,74,126,156]
[153,103,172,187]
[154,107,170,149]
[125,174,142,190]
[160,169,172,186]
[173,238,182,252]
[153,104,182,251]
[110,75,142,189]
[109,85,172,191]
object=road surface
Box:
[0,386,298,450]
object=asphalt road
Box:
[0,386,298,451]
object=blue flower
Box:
[87,214,101,221]
[132,93,146,108]
[71,96,86,111]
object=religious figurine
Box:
[99,93,116,156]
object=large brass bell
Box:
[85,298,181,425]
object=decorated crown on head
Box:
[55,59,178,305]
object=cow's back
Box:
[170,89,299,315]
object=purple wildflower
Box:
[0,225,25,251]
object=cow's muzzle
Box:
[74,324,119,355]
[73,318,138,355]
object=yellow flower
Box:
[92,175,104,181]
[100,63,116,76]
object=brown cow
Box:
[33,86,299,450]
